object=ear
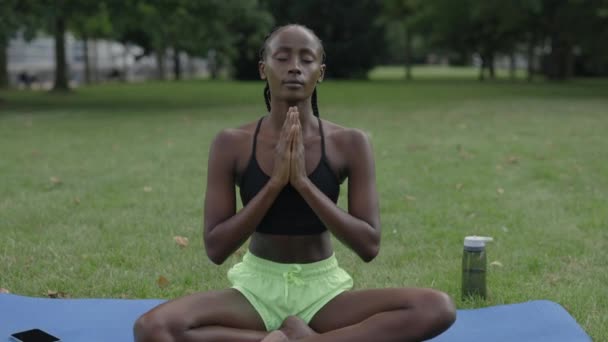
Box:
[259,61,267,80]
[318,64,326,83]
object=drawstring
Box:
[282,265,304,302]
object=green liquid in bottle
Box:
[462,246,487,299]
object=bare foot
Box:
[261,330,289,342]
[279,316,318,340]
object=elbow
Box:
[360,234,380,263]
[205,247,228,265]
[204,237,228,265]
[361,243,379,263]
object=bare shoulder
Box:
[321,119,372,153]
[210,120,259,150]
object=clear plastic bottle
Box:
[461,236,493,300]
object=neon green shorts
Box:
[227,251,353,331]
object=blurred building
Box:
[7,32,209,89]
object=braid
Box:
[263,82,271,112]
[311,87,319,117]
[259,24,325,117]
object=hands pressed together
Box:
[270,107,308,190]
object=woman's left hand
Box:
[289,112,308,189]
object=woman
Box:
[134,24,456,342]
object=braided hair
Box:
[260,24,325,117]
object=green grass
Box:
[1,75,607,339]
[369,65,529,80]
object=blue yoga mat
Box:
[0,294,591,341]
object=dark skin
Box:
[133,26,456,342]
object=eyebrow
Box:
[273,46,317,55]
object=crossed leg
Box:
[134,287,455,342]
[133,289,268,342]
[266,287,456,342]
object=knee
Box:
[133,312,172,342]
[422,289,457,332]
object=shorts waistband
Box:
[241,251,339,279]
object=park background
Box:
[1,1,607,340]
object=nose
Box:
[288,58,302,75]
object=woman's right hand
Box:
[269,107,297,189]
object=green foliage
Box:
[258,0,386,79]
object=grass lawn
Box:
[1,72,607,339]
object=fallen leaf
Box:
[47,290,69,298]
[167,139,174,147]
[506,155,519,164]
[73,197,81,204]
[490,261,503,267]
[173,236,189,248]
[0,288,9,294]
[50,176,62,185]
[157,275,170,289]
[405,195,417,201]
[143,186,152,192]
[497,188,505,195]
[455,183,463,191]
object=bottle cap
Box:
[464,236,493,248]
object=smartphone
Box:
[10,329,60,342]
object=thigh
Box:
[308,287,445,333]
[141,289,266,331]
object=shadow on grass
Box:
[1,78,607,116]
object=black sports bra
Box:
[238,116,340,235]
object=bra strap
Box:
[251,117,264,158]
[317,117,327,158]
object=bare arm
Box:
[292,125,381,262]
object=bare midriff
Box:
[249,231,333,264]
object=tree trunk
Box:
[83,35,91,85]
[509,52,516,80]
[122,43,129,82]
[0,36,8,89]
[404,26,412,80]
[479,53,486,81]
[488,51,496,79]
[156,49,166,81]
[173,48,182,80]
[547,33,569,80]
[526,39,535,82]
[53,16,70,91]
[91,39,98,83]
[565,46,574,79]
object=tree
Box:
[0,0,38,88]
[259,0,386,79]
[70,2,112,84]
[381,0,422,80]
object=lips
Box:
[283,80,304,85]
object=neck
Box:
[268,99,316,135]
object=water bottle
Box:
[462,236,493,300]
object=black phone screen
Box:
[10,329,60,342]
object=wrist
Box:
[292,176,312,192]
[267,178,286,194]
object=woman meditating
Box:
[134,24,456,342]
